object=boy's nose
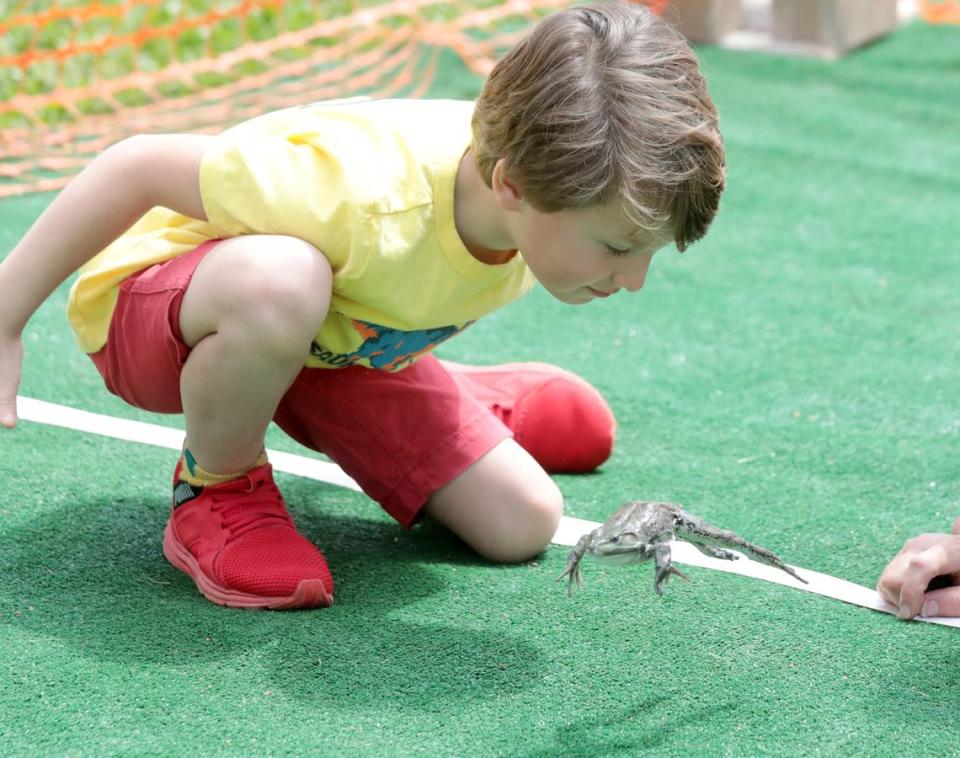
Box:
[612,256,651,292]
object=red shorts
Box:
[89,240,511,528]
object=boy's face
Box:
[509,199,673,306]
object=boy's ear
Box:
[491,158,524,211]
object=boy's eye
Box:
[605,244,631,257]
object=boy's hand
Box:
[877,516,960,619]
[0,331,23,428]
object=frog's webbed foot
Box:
[750,549,808,585]
[557,560,584,597]
[557,535,590,596]
[652,543,689,596]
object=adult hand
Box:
[877,516,960,619]
[0,331,24,428]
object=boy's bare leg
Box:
[161,234,335,609]
[177,235,333,472]
[424,438,563,563]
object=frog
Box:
[558,500,808,596]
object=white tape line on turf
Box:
[15,395,960,628]
[16,396,363,493]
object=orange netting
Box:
[0,0,669,198]
[918,0,960,23]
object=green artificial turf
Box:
[2,19,960,757]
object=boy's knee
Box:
[212,235,332,341]
[425,439,564,564]
[481,481,564,564]
[232,236,330,316]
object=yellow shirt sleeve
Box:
[199,124,367,275]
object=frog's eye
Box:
[609,535,622,543]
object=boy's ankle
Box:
[177,447,269,487]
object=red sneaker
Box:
[162,461,333,609]
[442,361,617,473]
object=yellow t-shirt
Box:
[67,98,536,371]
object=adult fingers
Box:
[918,585,960,618]
[877,555,910,607]
[898,539,960,619]
[900,533,955,555]
[877,534,950,606]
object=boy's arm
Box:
[0,134,211,427]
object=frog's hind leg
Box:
[674,512,809,585]
[692,544,739,562]
[652,543,689,596]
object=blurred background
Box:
[1,0,950,197]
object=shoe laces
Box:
[208,473,294,539]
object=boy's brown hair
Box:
[472,0,725,251]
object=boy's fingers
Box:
[0,395,17,429]
[0,396,17,428]
[1,336,24,428]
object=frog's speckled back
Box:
[558,500,807,597]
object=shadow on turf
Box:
[0,487,547,706]
[517,700,741,757]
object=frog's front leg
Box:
[557,534,591,596]
[652,543,689,596]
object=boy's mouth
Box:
[586,287,613,298]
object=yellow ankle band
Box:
[178,449,268,487]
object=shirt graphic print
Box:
[310,318,474,371]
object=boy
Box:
[0,1,724,609]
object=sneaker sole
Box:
[162,522,333,610]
